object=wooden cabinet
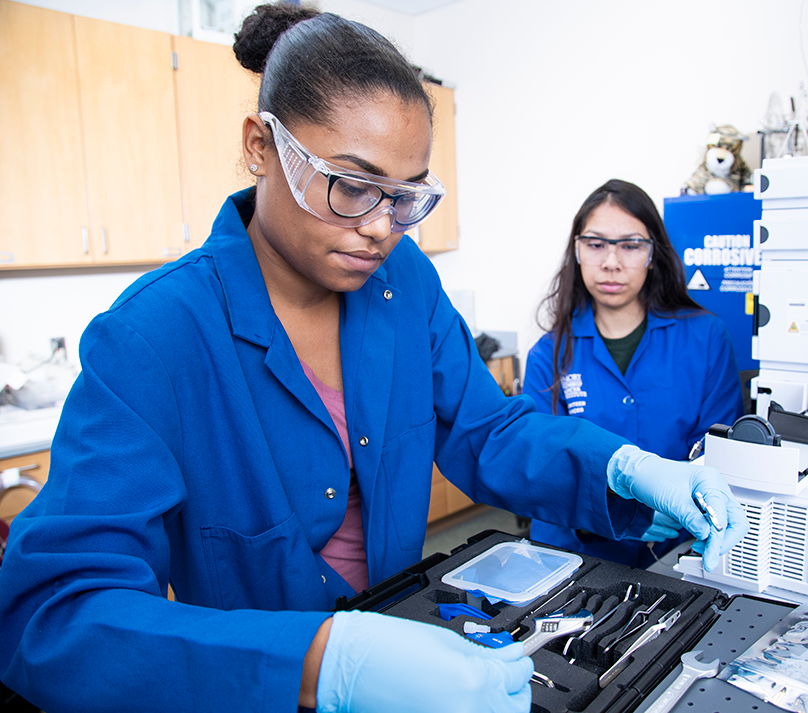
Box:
[427,463,474,524]
[0,2,184,267]
[0,2,90,267]
[0,2,458,268]
[488,355,518,396]
[417,83,459,255]
[0,450,50,525]
[73,15,184,264]
[172,36,260,252]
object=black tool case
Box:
[334,530,796,713]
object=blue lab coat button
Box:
[325,488,336,499]
[359,436,369,446]
[622,395,635,406]
[383,290,393,300]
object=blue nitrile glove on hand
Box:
[607,445,749,571]
[640,511,683,543]
[317,610,532,713]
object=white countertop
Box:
[0,404,62,459]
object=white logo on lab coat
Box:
[561,373,587,415]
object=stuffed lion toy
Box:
[684,124,754,194]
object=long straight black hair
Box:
[537,179,704,413]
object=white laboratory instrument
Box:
[679,156,808,599]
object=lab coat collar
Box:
[208,189,395,348]
[208,189,279,347]
[571,302,678,336]
[572,302,678,379]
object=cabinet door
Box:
[74,16,184,264]
[417,83,459,254]
[487,356,516,395]
[427,463,474,523]
[173,36,260,252]
[0,1,92,268]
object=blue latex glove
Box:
[640,511,683,543]
[317,610,532,713]
[607,445,749,571]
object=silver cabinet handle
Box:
[102,227,109,254]
[81,226,89,254]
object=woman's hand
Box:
[639,511,683,543]
[316,610,532,713]
[607,445,749,571]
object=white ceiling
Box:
[356,0,462,15]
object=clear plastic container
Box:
[440,540,583,605]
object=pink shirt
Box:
[301,361,369,593]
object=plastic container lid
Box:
[440,540,583,605]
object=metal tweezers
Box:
[599,608,681,689]
[603,593,666,653]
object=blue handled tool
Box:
[438,603,492,622]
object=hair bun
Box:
[233,2,319,74]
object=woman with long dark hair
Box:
[524,179,744,568]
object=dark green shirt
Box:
[599,316,648,375]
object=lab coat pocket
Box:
[201,514,330,612]
[379,413,436,553]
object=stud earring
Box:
[249,164,258,173]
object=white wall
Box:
[13,0,180,31]
[409,0,807,372]
[2,0,806,375]
[317,0,415,56]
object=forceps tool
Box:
[530,671,555,688]
[599,609,681,688]
[603,593,666,654]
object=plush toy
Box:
[683,124,754,195]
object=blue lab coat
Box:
[0,190,648,713]
[524,303,744,567]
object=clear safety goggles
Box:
[258,111,446,233]
[575,236,654,268]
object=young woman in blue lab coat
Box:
[524,179,745,569]
[0,8,747,713]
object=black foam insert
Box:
[375,530,732,713]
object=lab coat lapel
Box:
[341,268,400,495]
[261,322,337,434]
[211,194,338,434]
[627,311,676,373]
[574,305,626,382]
